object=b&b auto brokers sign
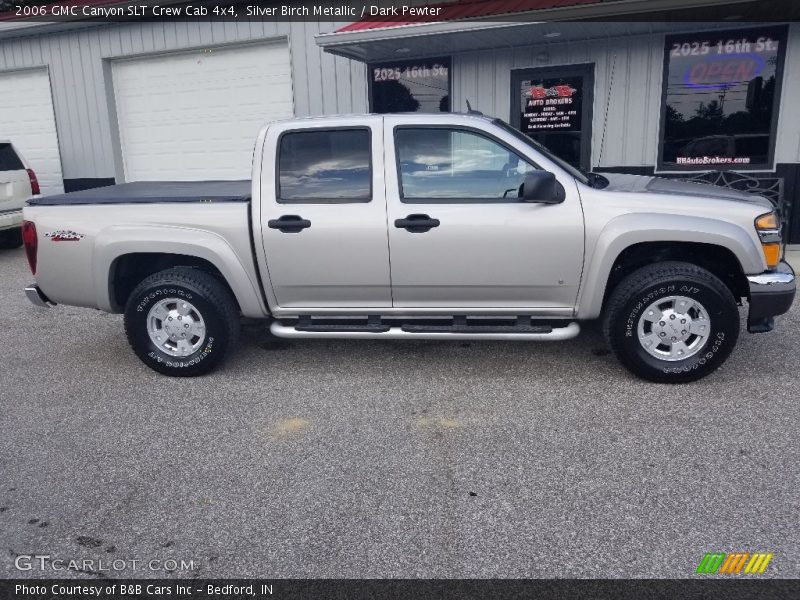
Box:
[520,75,584,133]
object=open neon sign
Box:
[683,53,765,89]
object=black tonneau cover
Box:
[28,180,251,206]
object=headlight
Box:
[755,212,779,231]
[755,211,781,269]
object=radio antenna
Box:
[465,100,483,116]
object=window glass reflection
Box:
[278,129,371,201]
[661,28,785,169]
[371,58,450,113]
[396,128,537,201]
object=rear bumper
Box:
[746,261,795,333]
[0,208,23,231]
[25,284,56,308]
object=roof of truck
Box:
[271,112,494,123]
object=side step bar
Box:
[270,321,580,341]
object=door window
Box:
[278,128,371,203]
[394,128,537,202]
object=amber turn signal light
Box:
[762,242,781,269]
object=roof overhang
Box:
[316,0,785,62]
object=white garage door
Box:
[0,68,64,196]
[112,42,294,181]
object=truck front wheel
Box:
[603,261,740,383]
[124,267,240,377]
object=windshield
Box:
[491,118,590,185]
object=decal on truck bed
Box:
[45,230,85,242]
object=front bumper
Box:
[25,284,56,308]
[746,261,796,333]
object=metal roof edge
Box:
[316,0,763,50]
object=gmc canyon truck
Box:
[22,113,796,382]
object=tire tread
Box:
[603,260,739,383]
[124,267,239,376]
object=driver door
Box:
[385,119,585,310]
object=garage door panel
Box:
[0,68,64,196]
[112,42,293,181]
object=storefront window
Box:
[511,64,594,171]
[370,58,450,113]
[659,26,787,171]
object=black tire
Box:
[124,267,240,377]
[0,227,23,249]
[603,261,740,383]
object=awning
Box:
[316,0,782,62]
[335,0,601,33]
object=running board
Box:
[270,321,580,341]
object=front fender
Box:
[576,213,764,319]
[94,224,267,318]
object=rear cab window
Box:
[0,143,24,172]
[277,128,372,203]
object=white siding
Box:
[0,21,367,180]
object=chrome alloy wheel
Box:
[636,295,711,361]
[146,298,206,357]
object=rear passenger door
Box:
[259,118,392,309]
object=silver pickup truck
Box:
[22,112,795,382]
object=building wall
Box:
[0,20,368,181]
[4,21,798,178]
[452,23,800,171]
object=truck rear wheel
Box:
[124,267,240,377]
[603,261,740,383]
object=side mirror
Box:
[521,171,564,204]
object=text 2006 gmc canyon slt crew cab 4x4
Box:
[22,113,796,382]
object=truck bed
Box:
[28,180,251,206]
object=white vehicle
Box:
[0,141,39,249]
[22,113,796,382]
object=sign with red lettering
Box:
[520,76,583,133]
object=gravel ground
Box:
[0,246,798,579]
